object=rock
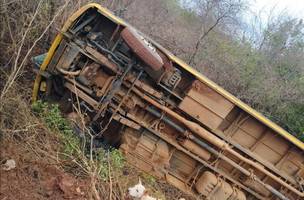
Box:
[76,187,84,195]
[43,176,58,196]
[58,174,79,199]
[2,159,16,171]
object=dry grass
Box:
[0,0,72,101]
[0,87,162,200]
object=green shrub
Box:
[96,148,125,181]
[32,100,125,179]
[32,100,80,155]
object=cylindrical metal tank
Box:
[195,171,246,200]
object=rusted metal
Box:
[191,135,289,200]
[58,68,81,76]
[130,87,294,199]
[64,76,94,95]
[179,139,211,161]
[124,111,265,199]
[55,43,80,70]
[85,46,120,73]
[121,27,164,71]
[33,6,304,200]
[64,82,99,110]
[96,70,143,137]
[47,39,67,73]
[112,115,141,130]
[196,171,246,200]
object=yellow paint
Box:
[32,34,63,101]
[40,81,46,92]
[32,3,303,150]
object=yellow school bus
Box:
[32,3,304,200]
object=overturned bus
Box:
[32,3,304,200]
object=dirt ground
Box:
[0,125,192,200]
[0,135,90,200]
